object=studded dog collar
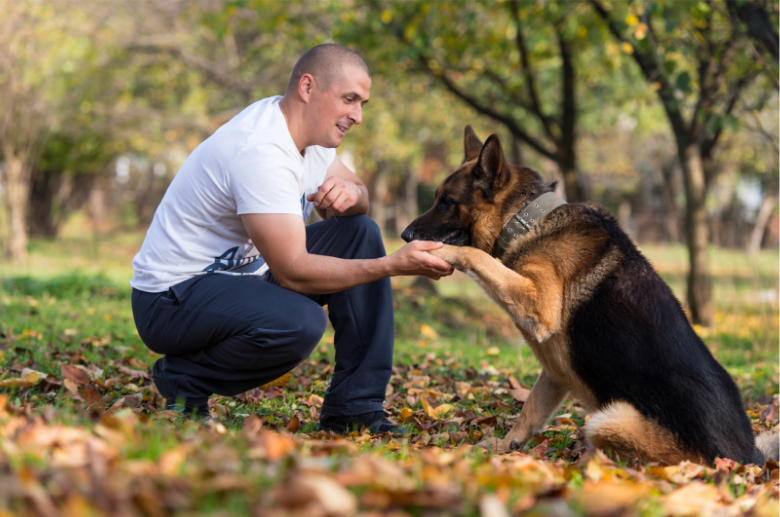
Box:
[491,192,567,259]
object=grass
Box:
[0,230,777,516]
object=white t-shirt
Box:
[130,95,337,292]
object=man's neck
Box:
[279,96,307,156]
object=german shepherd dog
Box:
[402,126,778,464]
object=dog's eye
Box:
[438,197,453,210]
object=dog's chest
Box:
[527,333,598,410]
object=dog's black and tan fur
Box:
[402,126,779,464]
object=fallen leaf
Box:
[420,324,438,339]
[63,378,80,395]
[397,407,414,422]
[760,404,778,426]
[116,365,149,380]
[260,374,291,389]
[0,370,42,388]
[60,364,90,386]
[285,415,301,433]
[579,480,651,515]
[252,430,297,461]
[479,494,510,517]
[79,387,105,409]
[715,457,740,473]
[528,439,549,459]
[306,394,323,407]
[663,481,723,516]
[275,471,357,516]
[421,398,454,420]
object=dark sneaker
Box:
[317,411,410,435]
[151,358,216,427]
[151,358,175,407]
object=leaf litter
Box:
[0,285,777,516]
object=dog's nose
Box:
[401,226,417,243]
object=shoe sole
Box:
[317,423,410,436]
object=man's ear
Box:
[463,125,483,163]
[298,73,314,102]
[473,134,508,193]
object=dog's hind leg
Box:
[480,369,567,454]
[585,401,701,464]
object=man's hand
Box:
[387,240,455,280]
[307,176,363,217]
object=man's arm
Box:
[308,155,369,220]
[241,213,453,294]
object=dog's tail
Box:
[755,427,779,463]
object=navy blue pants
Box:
[131,215,394,417]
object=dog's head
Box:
[402,125,552,253]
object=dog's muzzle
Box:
[401,226,418,243]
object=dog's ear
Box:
[463,125,483,163]
[473,134,508,193]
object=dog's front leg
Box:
[479,369,567,454]
[430,244,562,342]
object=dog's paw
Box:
[429,244,467,270]
[475,436,516,454]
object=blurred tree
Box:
[0,1,64,261]
[0,1,130,251]
[336,1,625,202]
[590,0,779,325]
[30,132,113,237]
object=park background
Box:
[0,1,778,516]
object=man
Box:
[130,44,453,434]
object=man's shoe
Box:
[317,411,410,435]
[151,359,216,427]
[151,358,176,407]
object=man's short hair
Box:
[286,44,371,94]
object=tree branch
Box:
[590,0,690,143]
[509,0,557,142]
[556,19,576,165]
[700,72,757,160]
[428,62,557,161]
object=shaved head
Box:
[286,44,371,94]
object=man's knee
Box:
[337,215,385,254]
[290,303,328,361]
[339,214,380,236]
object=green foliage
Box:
[1,272,125,300]
[0,232,777,515]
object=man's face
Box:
[308,65,371,148]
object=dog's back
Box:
[564,205,758,463]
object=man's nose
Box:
[349,104,362,125]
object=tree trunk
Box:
[89,175,108,236]
[560,163,584,202]
[2,145,31,262]
[659,161,680,244]
[394,167,418,237]
[747,191,778,256]
[29,167,60,238]
[510,137,523,166]
[680,144,713,326]
[369,165,388,235]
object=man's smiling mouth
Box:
[336,124,349,134]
